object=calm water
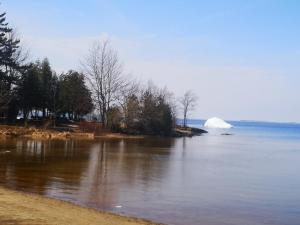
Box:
[1,121,300,225]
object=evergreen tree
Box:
[17,63,41,122]
[58,70,93,120]
[39,58,53,118]
[0,12,25,119]
[138,86,175,136]
[49,73,59,119]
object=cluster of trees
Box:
[0,11,93,124]
[81,41,177,135]
[18,59,56,120]
[18,61,93,122]
[58,70,93,120]
[81,40,197,135]
[0,10,197,136]
[110,83,176,136]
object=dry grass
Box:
[0,125,94,140]
[96,133,145,139]
[0,187,159,225]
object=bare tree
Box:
[179,90,198,128]
[82,40,127,127]
[117,79,140,127]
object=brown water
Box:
[0,135,300,225]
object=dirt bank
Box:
[0,125,94,139]
[0,187,159,225]
[0,125,146,140]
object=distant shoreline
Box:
[0,186,160,225]
[178,118,300,125]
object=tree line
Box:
[18,60,93,122]
[0,10,197,136]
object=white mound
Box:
[204,117,232,129]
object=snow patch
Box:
[204,117,232,129]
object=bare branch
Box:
[81,39,126,127]
[179,90,198,127]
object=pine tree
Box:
[58,70,93,120]
[17,63,41,122]
[0,12,25,119]
[39,58,53,118]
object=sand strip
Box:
[0,187,159,225]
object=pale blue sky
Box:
[2,0,300,122]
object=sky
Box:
[2,0,300,122]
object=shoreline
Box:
[0,186,160,225]
[0,124,207,140]
[0,125,146,140]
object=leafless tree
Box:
[82,40,127,127]
[117,79,140,126]
[179,90,198,128]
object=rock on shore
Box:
[174,126,208,137]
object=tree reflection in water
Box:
[0,138,175,210]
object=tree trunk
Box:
[183,112,187,128]
[42,108,46,119]
[23,109,28,127]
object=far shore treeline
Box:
[0,10,197,136]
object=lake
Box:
[1,120,300,225]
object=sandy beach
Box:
[0,187,159,225]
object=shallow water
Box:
[1,122,300,225]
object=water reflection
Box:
[1,136,300,225]
[0,139,91,195]
[0,138,175,211]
